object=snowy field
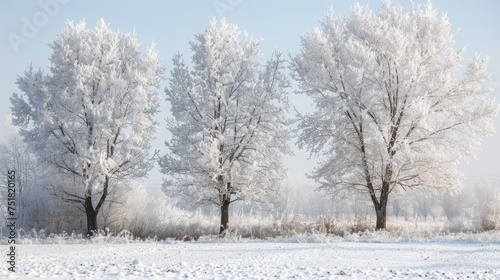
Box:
[2,236,500,279]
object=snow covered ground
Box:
[2,236,500,279]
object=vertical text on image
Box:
[6,170,16,273]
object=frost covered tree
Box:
[0,118,84,232]
[10,19,163,236]
[0,118,37,226]
[291,1,497,229]
[159,18,290,235]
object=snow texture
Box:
[3,240,499,279]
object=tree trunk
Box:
[219,195,230,236]
[84,196,98,236]
[375,180,390,230]
[375,202,387,230]
[83,176,110,237]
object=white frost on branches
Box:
[11,19,163,201]
[160,18,291,208]
[291,1,497,227]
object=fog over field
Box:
[0,1,499,278]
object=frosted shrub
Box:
[448,216,473,233]
[446,208,476,233]
[320,215,336,235]
[349,216,374,234]
[480,195,500,231]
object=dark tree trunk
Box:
[219,198,230,236]
[375,200,388,230]
[83,176,110,237]
[84,196,98,236]
[375,179,391,230]
[219,195,230,236]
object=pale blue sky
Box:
[1,1,499,188]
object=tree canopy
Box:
[160,18,291,234]
[291,1,497,229]
[11,19,164,235]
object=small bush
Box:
[349,216,373,234]
[480,195,500,231]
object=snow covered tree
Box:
[291,1,497,229]
[0,118,85,233]
[10,19,163,236]
[159,18,290,235]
